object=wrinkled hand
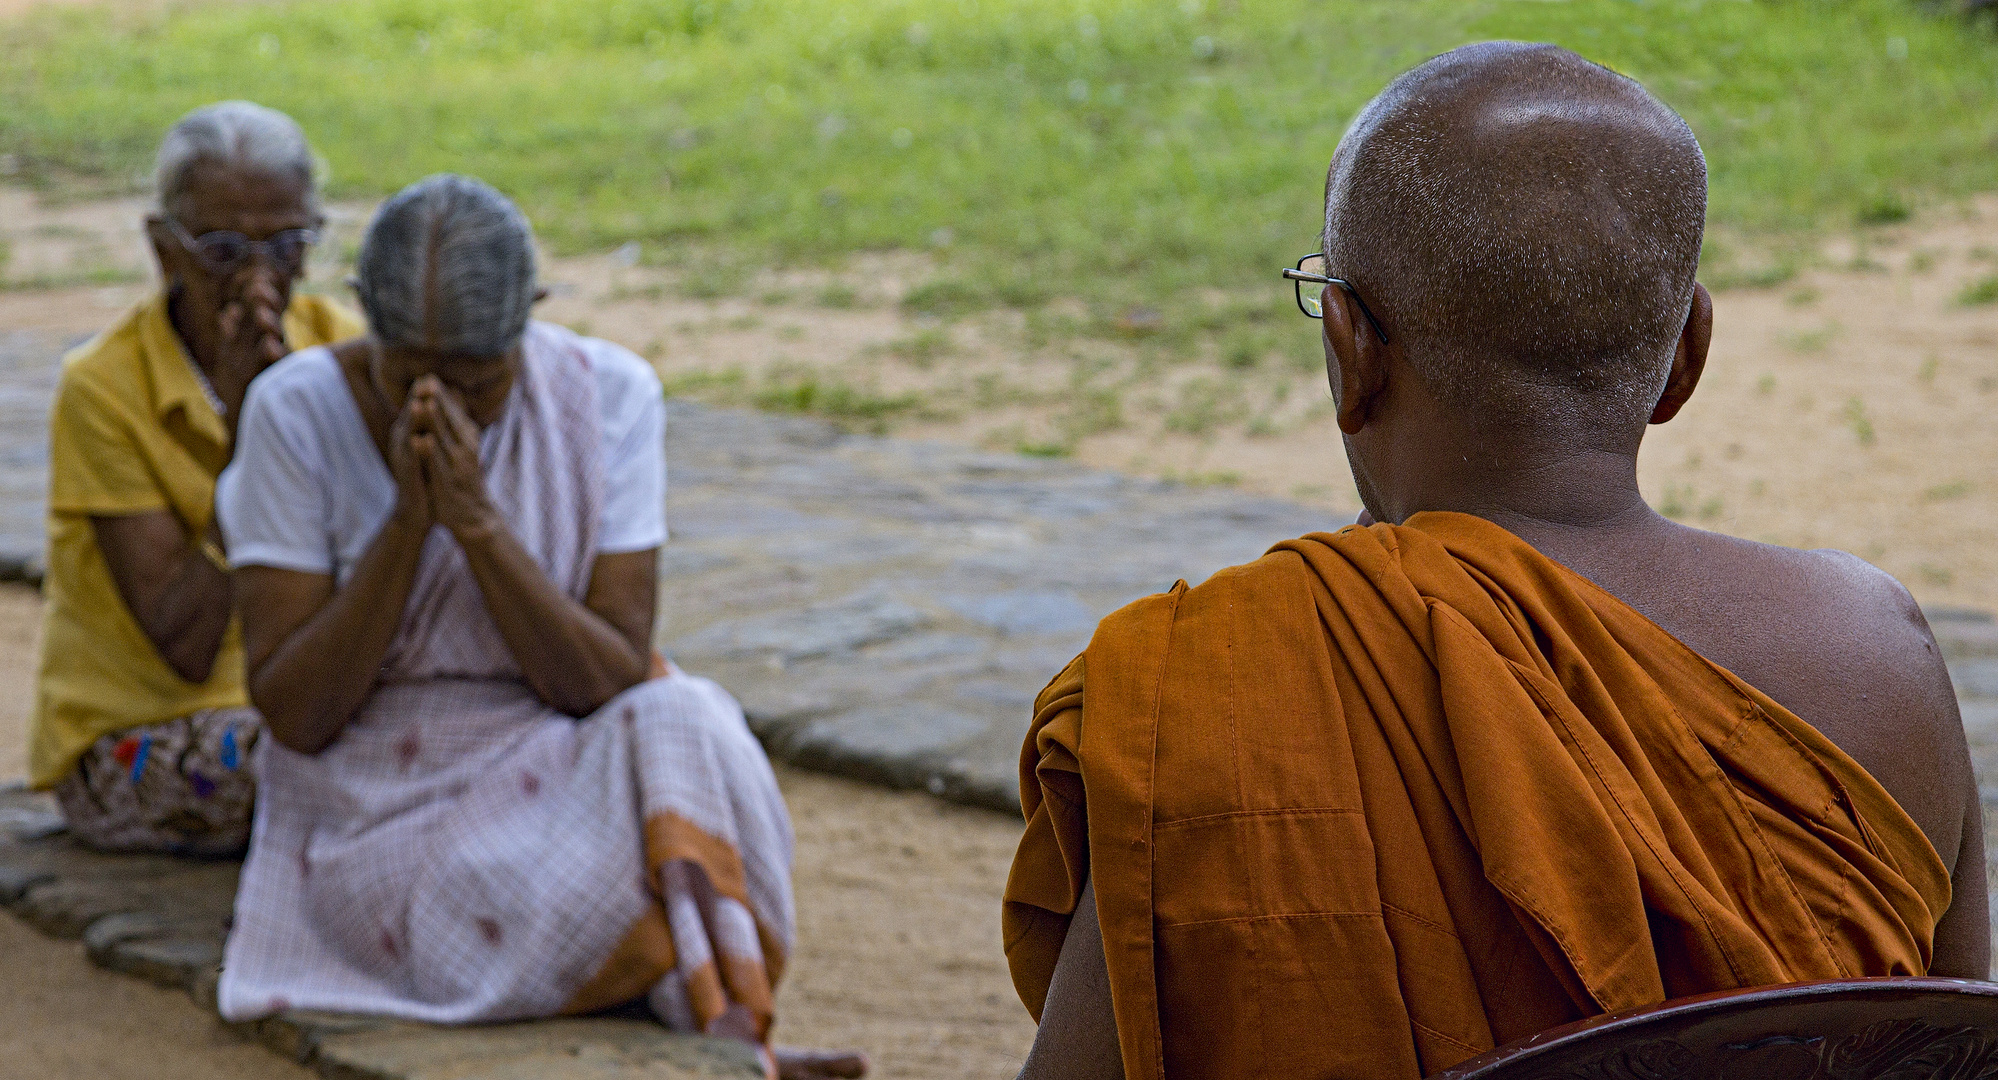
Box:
[387,392,434,534]
[409,376,497,541]
[210,273,288,412]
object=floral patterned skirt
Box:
[54,707,261,857]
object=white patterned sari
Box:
[216,323,794,1043]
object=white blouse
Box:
[218,323,667,583]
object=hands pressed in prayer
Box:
[243,337,661,754]
[209,272,290,411]
[386,382,434,534]
[394,375,499,540]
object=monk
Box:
[1004,42,1988,1080]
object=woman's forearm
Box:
[458,523,646,716]
[249,516,430,753]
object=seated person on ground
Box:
[213,175,860,1080]
[1006,42,1988,1080]
[31,101,358,855]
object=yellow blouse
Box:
[29,290,362,787]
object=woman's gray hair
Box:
[354,174,537,358]
[154,101,317,220]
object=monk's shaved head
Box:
[1324,42,1706,430]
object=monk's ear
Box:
[1650,282,1712,425]
[1324,285,1390,435]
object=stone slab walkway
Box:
[653,398,1335,812]
[0,329,1991,1076]
[0,786,765,1079]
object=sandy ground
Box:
[0,913,317,1080]
[0,583,1039,1079]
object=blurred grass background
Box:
[0,0,1995,308]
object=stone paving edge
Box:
[0,789,764,1079]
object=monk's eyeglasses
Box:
[1282,254,1390,344]
[164,218,319,278]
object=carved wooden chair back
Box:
[1430,977,1998,1080]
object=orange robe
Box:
[1003,513,1948,1080]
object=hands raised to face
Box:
[209,271,290,412]
[388,375,497,541]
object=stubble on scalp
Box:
[1323,42,1708,435]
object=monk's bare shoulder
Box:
[1667,528,1946,695]
[1636,526,1970,859]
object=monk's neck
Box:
[1375,442,1663,539]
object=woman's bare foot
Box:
[775,1046,869,1079]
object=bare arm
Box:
[420,377,652,715]
[89,278,293,685]
[237,394,437,755]
[1929,775,1991,979]
[1017,877,1125,1080]
[238,521,429,755]
[459,532,655,715]
[92,511,233,684]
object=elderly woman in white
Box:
[215,175,862,1080]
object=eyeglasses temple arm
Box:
[1283,269,1390,345]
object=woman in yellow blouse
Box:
[31,101,360,854]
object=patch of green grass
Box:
[1842,397,1877,446]
[1657,483,1692,520]
[681,261,752,300]
[884,327,953,367]
[971,372,1038,409]
[1015,440,1072,458]
[1657,479,1724,522]
[1855,192,1911,226]
[1164,376,1246,436]
[814,282,860,309]
[1058,385,1123,441]
[1220,326,1279,371]
[900,270,1051,318]
[1780,325,1838,353]
[659,365,748,397]
[1702,257,1798,291]
[753,374,921,433]
[1922,479,1972,501]
[6,0,1998,313]
[900,278,988,318]
[1956,274,1998,305]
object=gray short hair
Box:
[354,174,537,357]
[154,101,317,219]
